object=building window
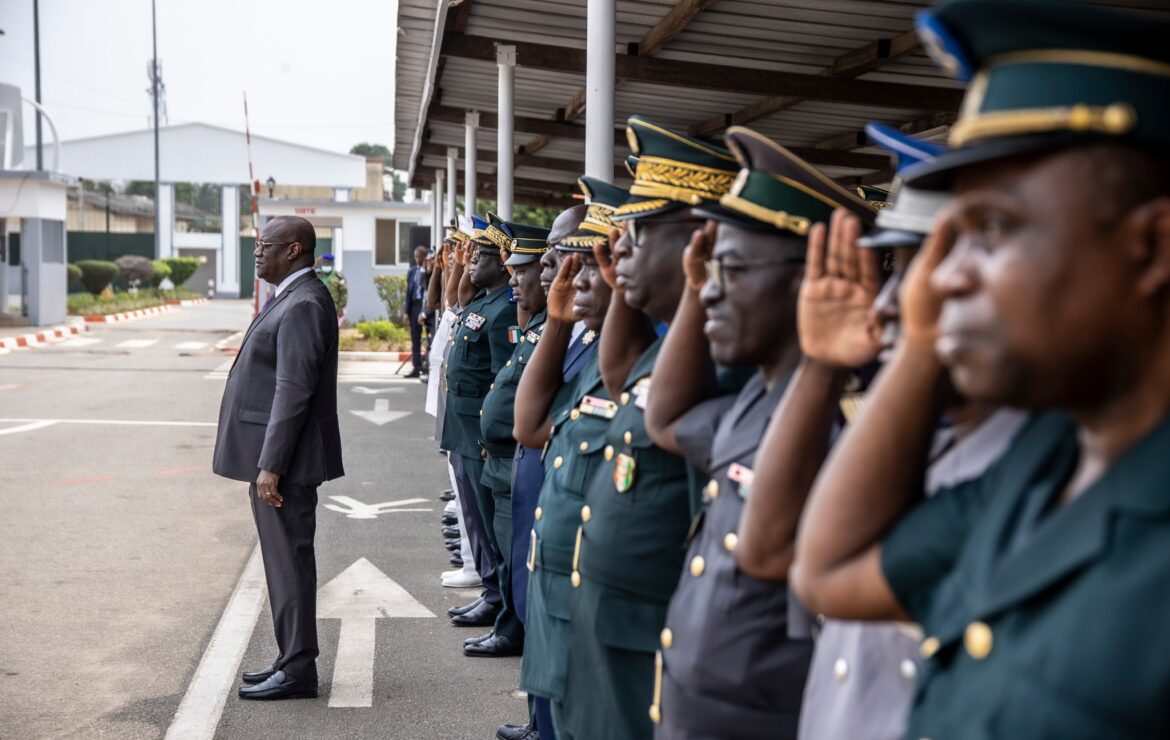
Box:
[397,221,417,263]
[374,218,397,266]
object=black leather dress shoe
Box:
[450,600,500,627]
[439,489,456,501]
[464,630,494,646]
[447,597,483,617]
[464,633,523,657]
[449,554,463,567]
[497,721,539,740]
[442,525,460,538]
[442,513,458,526]
[237,670,318,700]
[445,538,461,551]
[241,665,276,684]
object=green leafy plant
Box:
[355,320,411,350]
[161,257,200,287]
[150,259,172,287]
[114,255,155,288]
[372,275,408,327]
[75,260,119,296]
[67,263,83,292]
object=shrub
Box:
[114,255,154,289]
[67,263,82,292]
[373,275,408,328]
[150,259,172,287]
[161,257,200,287]
[75,259,119,296]
[356,320,411,349]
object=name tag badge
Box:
[633,376,652,410]
[579,395,618,419]
[614,453,636,493]
[507,326,521,344]
[465,312,486,331]
[728,463,754,499]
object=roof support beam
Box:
[690,29,924,138]
[440,32,963,110]
[429,105,624,145]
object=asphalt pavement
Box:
[0,301,525,739]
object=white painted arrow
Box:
[323,496,433,519]
[350,386,404,395]
[318,558,434,708]
[349,398,409,426]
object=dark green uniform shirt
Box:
[479,309,547,490]
[440,286,517,460]
[882,411,1170,739]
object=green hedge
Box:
[150,259,172,287]
[355,321,411,350]
[75,259,119,296]
[373,275,408,328]
[161,257,200,287]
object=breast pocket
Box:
[561,423,611,496]
[457,329,489,369]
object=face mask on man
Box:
[321,266,334,274]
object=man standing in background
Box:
[405,244,429,378]
[315,253,347,327]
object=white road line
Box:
[165,544,266,740]
[116,339,159,349]
[175,341,209,350]
[58,337,103,348]
[0,420,57,436]
[0,418,216,427]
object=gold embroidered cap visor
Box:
[904,0,1170,190]
[558,176,629,253]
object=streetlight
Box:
[266,176,276,198]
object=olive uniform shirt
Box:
[479,309,545,490]
[882,411,1170,739]
[318,269,347,313]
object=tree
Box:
[350,143,392,158]
[124,180,156,198]
[81,178,114,195]
[463,199,562,229]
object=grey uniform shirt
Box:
[797,409,1028,740]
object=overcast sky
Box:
[2,0,398,156]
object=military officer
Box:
[463,215,552,659]
[510,177,626,740]
[559,117,740,740]
[315,253,347,324]
[441,219,518,627]
[791,1,1170,737]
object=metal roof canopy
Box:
[395,0,1170,208]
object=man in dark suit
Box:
[405,244,429,377]
[213,215,344,701]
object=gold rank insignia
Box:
[613,453,637,493]
[728,463,754,499]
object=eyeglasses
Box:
[628,217,706,250]
[256,240,296,252]
[704,254,805,293]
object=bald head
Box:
[548,204,589,246]
[256,215,317,283]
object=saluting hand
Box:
[256,469,283,508]
[797,208,883,368]
[683,220,716,292]
[901,213,956,346]
[592,228,622,291]
[547,254,581,322]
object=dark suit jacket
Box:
[405,264,425,318]
[213,270,344,486]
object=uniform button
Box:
[660,628,673,649]
[570,409,581,421]
[620,392,630,406]
[833,658,849,682]
[689,556,705,577]
[581,505,592,523]
[490,383,495,390]
[553,456,564,469]
[579,441,588,451]
[964,621,993,660]
[463,336,469,341]
[649,704,661,725]
[506,360,512,367]
[900,659,918,681]
[534,506,543,521]
[571,571,581,588]
[604,445,614,461]
[706,479,719,499]
[624,430,633,445]
[920,636,941,660]
[479,410,483,416]
[723,532,738,551]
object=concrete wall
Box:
[341,250,406,322]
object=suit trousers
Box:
[249,481,319,680]
[451,453,500,606]
[489,485,523,640]
[409,320,424,373]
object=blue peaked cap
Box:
[865,123,946,174]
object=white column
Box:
[464,111,479,216]
[436,168,446,229]
[332,227,344,271]
[219,183,241,296]
[431,181,440,247]
[447,147,458,221]
[585,0,616,183]
[496,44,516,220]
[157,182,175,259]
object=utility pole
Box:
[151,0,161,258]
[33,0,43,170]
